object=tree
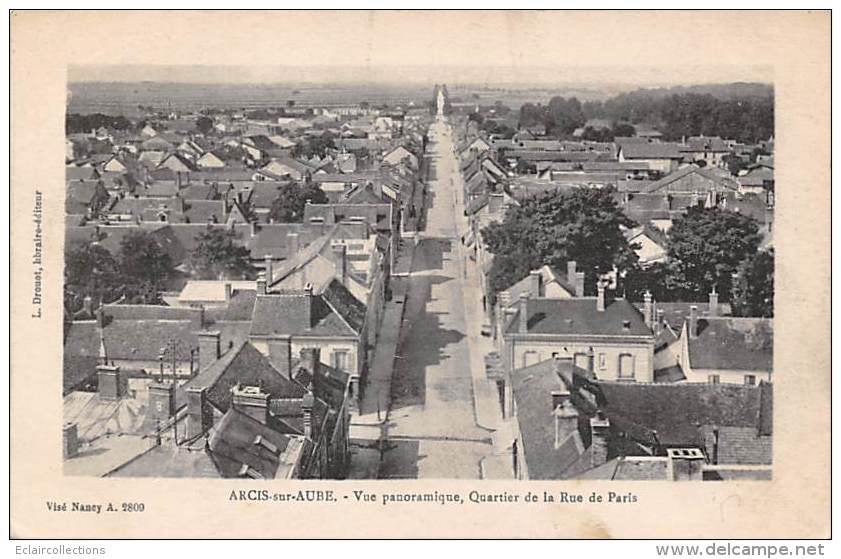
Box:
[196,115,214,135]
[64,243,124,312]
[612,123,636,137]
[482,187,636,303]
[119,231,174,285]
[723,153,747,176]
[292,132,336,159]
[267,182,328,223]
[665,206,762,301]
[190,229,255,280]
[731,249,774,317]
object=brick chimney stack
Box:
[567,261,577,286]
[590,413,610,467]
[596,282,606,312]
[264,254,273,285]
[197,331,221,372]
[575,272,585,297]
[332,243,348,286]
[268,336,293,379]
[643,291,653,330]
[256,271,267,295]
[689,305,699,339]
[97,364,125,400]
[708,287,719,317]
[186,386,213,440]
[302,392,315,439]
[529,270,542,297]
[148,382,176,422]
[518,292,530,334]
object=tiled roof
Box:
[702,425,772,465]
[689,318,773,372]
[642,165,738,194]
[505,297,652,338]
[321,279,367,334]
[250,290,359,338]
[575,456,668,480]
[101,319,198,362]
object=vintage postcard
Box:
[9,10,830,539]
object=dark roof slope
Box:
[689,318,773,371]
[505,297,652,337]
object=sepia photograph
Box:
[61,72,775,482]
[10,9,830,539]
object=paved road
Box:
[379,116,494,479]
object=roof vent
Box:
[622,320,631,330]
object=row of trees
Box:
[66,113,133,134]
[482,188,773,317]
[517,91,774,144]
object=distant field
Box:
[67,82,435,116]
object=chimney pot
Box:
[302,392,315,439]
[643,291,653,329]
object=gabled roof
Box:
[249,289,361,339]
[642,165,738,194]
[176,341,307,414]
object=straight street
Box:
[378,115,495,479]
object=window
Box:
[618,354,635,379]
[332,350,349,371]
[598,353,606,370]
[708,375,721,385]
[744,375,756,386]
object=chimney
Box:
[300,347,321,382]
[186,386,213,439]
[268,337,293,378]
[63,423,80,459]
[667,448,706,481]
[256,271,267,295]
[332,243,348,286]
[288,232,300,256]
[97,364,124,400]
[231,385,270,425]
[224,282,232,303]
[529,270,542,297]
[518,292,530,334]
[148,381,176,422]
[590,413,610,467]
[596,282,605,312]
[95,307,107,329]
[302,392,315,439]
[656,308,665,334]
[498,290,511,309]
[689,305,699,339]
[553,395,579,448]
[574,271,585,298]
[708,287,719,317]
[250,220,259,237]
[567,260,577,286]
[82,296,93,317]
[176,171,182,188]
[264,254,273,285]
[197,331,221,372]
[643,291,653,330]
